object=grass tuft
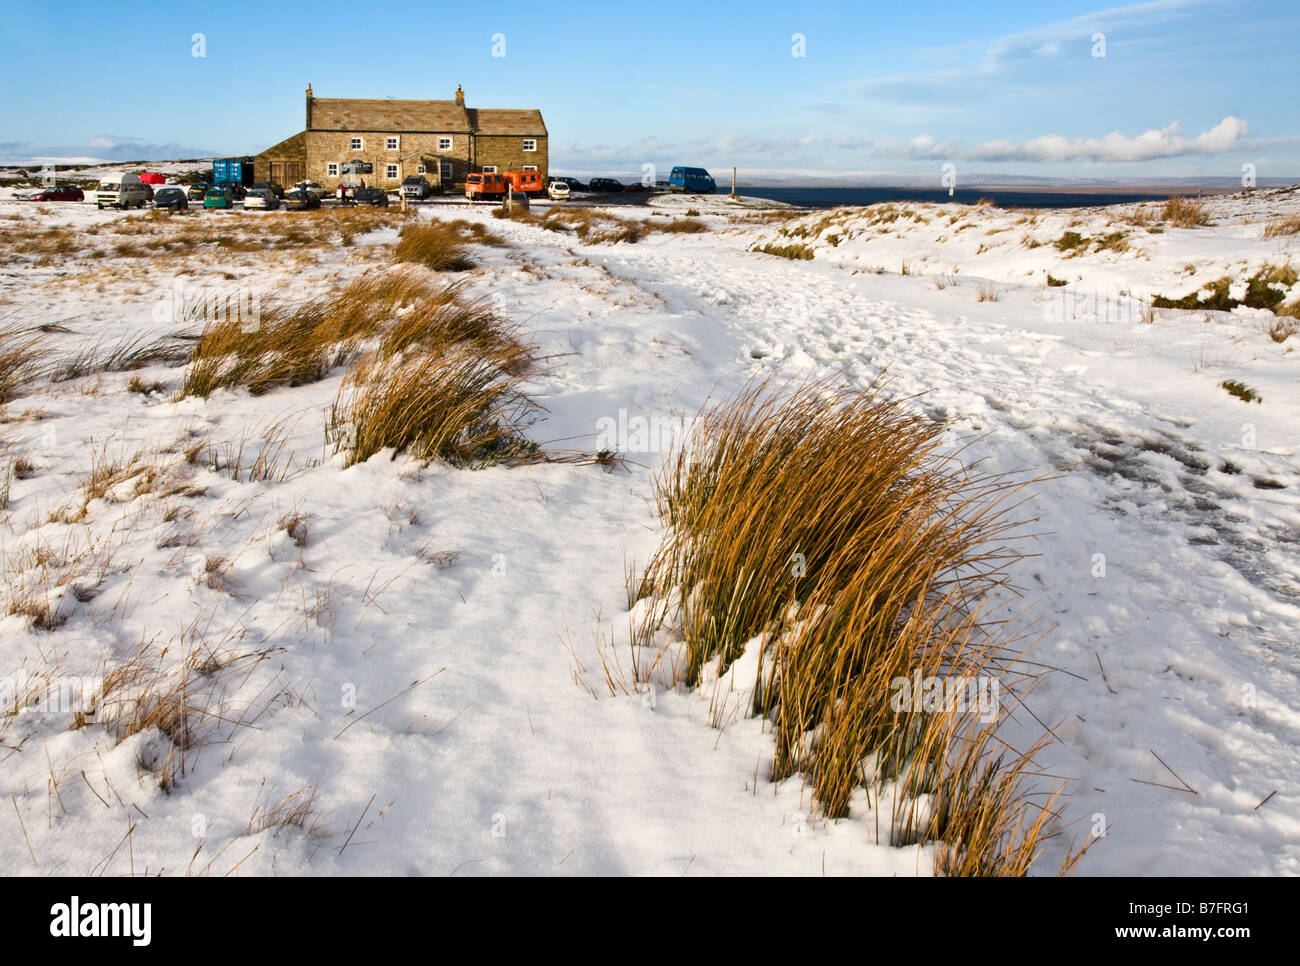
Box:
[630,376,1075,875]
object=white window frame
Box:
[386,136,400,151]
[440,161,453,181]
[385,164,399,180]
[349,137,363,151]
[438,136,453,152]
[521,139,537,152]
[416,164,426,175]
[327,162,339,177]
[481,165,497,174]
[521,165,537,172]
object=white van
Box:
[95,173,150,210]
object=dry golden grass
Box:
[1162,196,1209,228]
[327,349,537,468]
[393,220,485,271]
[245,782,327,837]
[0,322,46,404]
[180,268,531,401]
[1261,213,1300,239]
[658,218,708,234]
[378,279,530,374]
[631,376,1079,875]
[1268,316,1298,341]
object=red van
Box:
[465,172,507,201]
[502,170,544,196]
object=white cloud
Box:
[844,0,1216,102]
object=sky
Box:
[0,0,1296,183]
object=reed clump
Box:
[632,377,1080,875]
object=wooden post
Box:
[731,167,737,198]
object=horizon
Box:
[1,0,1297,187]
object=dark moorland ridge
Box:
[733,184,1247,210]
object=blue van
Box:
[669,166,716,194]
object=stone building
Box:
[254,85,547,191]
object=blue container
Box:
[212,158,254,187]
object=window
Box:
[385,164,399,180]
[438,136,453,151]
[386,136,400,151]
[522,139,537,152]
[481,165,497,174]
[440,161,453,181]
[522,165,537,172]
[327,163,339,177]
[349,137,363,150]
[416,164,425,175]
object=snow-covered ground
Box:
[1,186,1297,875]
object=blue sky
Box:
[1,0,1296,181]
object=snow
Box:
[1,184,1298,876]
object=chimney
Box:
[305,83,313,130]
[454,84,465,107]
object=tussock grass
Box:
[1152,263,1297,315]
[658,218,708,234]
[1268,316,1298,342]
[378,279,531,375]
[1053,231,1090,254]
[180,269,498,398]
[245,782,326,837]
[327,350,537,468]
[1221,379,1262,403]
[88,644,204,790]
[0,322,46,404]
[1262,213,1300,239]
[538,208,647,244]
[753,242,815,260]
[1162,196,1208,228]
[394,221,479,271]
[631,377,1079,875]
[2,529,117,630]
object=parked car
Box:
[353,186,390,207]
[253,180,286,199]
[623,183,648,193]
[217,182,247,201]
[203,187,234,210]
[547,181,571,201]
[668,166,717,194]
[187,182,211,201]
[588,178,625,193]
[95,172,151,209]
[401,175,432,199]
[283,188,321,211]
[152,187,188,210]
[548,176,587,192]
[292,181,327,199]
[243,188,279,210]
[28,184,84,202]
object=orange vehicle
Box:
[465,172,507,201]
[502,169,544,196]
